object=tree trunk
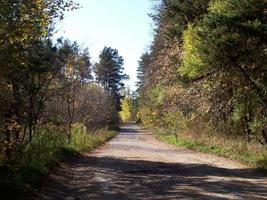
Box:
[68,122,72,143]
[67,101,73,143]
[244,116,252,141]
[261,127,267,144]
[29,105,33,142]
[22,126,27,143]
[5,129,11,160]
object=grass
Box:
[146,125,267,172]
[0,124,117,200]
[68,123,117,152]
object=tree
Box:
[181,0,267,139]
[95,47,128,94]
[95,47,129,112]
[120,97,132,122]
[74,84,117,129]
[22,39,60,142]
[0,0,78,157]
[56,39,92,142]
[160,0,210,40]
[137,0,267,144]
[136,52,150,94]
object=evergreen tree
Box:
[95,47,129,112]
[181,0,267,139]
[95,47,128,94]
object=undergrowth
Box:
[0,124,117,200]
[145,125,267,172]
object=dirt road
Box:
[39,123,267,199]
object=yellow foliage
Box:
[119,98,131,122]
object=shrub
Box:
[0,124,117,199]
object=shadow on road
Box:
[40,155,267,200]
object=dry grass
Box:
[145,125,267,171]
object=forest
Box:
[1,0,267,199]
[136,0,267,169]
[0,0,128,197]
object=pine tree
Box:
[95,47,128,94]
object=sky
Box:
[54,0,155,90]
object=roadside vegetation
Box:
[0,1,126,199]
[146,125,267,170]
[136,0,267,170]
[119,95,139,123]
[0,126,117,199]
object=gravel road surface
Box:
[39,123,267,200]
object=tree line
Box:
[0,1,127,163]
[137,0,267,144]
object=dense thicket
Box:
[137,0,267,144]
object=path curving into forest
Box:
[38,123,267,200]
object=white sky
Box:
[54,0,155,90]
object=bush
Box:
[68,123,117,152]
[0,124,117,199]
